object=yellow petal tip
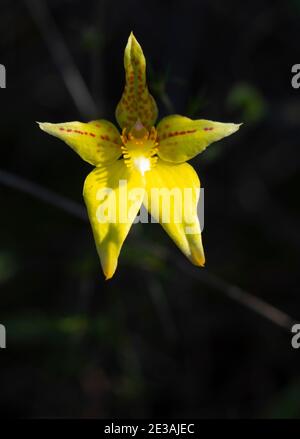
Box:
[37,122,51,133]
[192,257,205,268]
[228,122,243,134]
[189,244,205,267]
[128,31,138,45]
[102,263,116,280]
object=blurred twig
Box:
[148,278,177,342]
[176,259,297,331]
[0,168,87,221]
[25,0,98,118]
[0,167,297,331]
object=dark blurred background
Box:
[0,0,300,419]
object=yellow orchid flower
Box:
[38,32,241,280]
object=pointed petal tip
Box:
[126,31,143,55]
[234,122,243,131]
[37,121,50,132]
[222,122,243,138]
[100,246,119,281]
[230,122,243,132]
[127,31,135,48]
[192,257,205,268]
[102,263,116,280]
[189,247,205,267]
[129,31,138,42]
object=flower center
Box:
[121,120,158,176]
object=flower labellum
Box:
[38,32,241,279]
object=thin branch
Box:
[25,0,98,119]
[148,278,177,342]
[0,169,87,221]
[0,168,297,331]
[176,259,297,331]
